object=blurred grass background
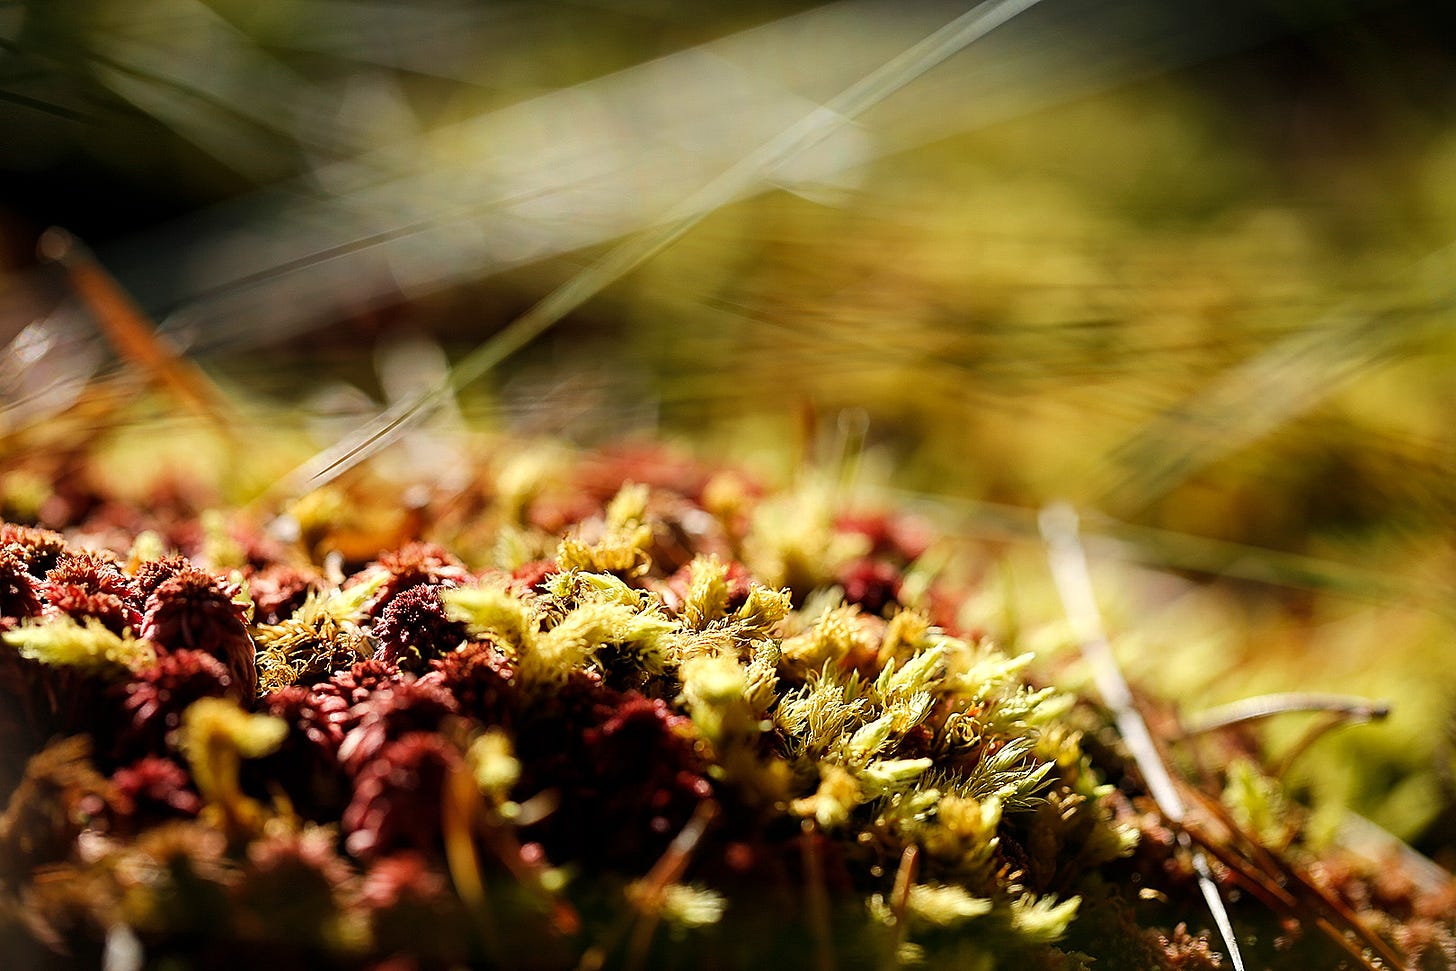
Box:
[3,0,1456,857]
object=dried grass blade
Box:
[268,0,1050,502]
[1040,501,1246,971]
[889,488,1453,616]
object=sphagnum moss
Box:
[0,443,1449,971]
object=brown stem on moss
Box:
[625,799,718,971]
[801,819,836,971]
[885,844,919,970]
[442,760,502,966]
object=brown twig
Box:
[1181,785,1406,970]
[625,799,718,971]
[38,228,236,431]
[1273,709,1383,779]
[1182,692,1390,738]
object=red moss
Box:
[371,585,468,671]
[250,684,353,820]
[46,551,138,601]
[342,732,463,860]
[0,548,43,620]
[244,564,323,625]
[836,557,903,616]
[263,685,351,757]
[133,555,193,599]
[0,523,68,576]
[513,674,712,868]
[355,542,471,619]
[361,851,449,911]
[107,757,202,834]
[421,642,515,725]
[317,659,403,708]
[834,511,932,563]
[1150,924,1224,970]
[140,568,255,701]
[336,677,460,776]
[41,583,142,635]
[250,664,418,819]
[111,649,236,762]
[509,559,558,594]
